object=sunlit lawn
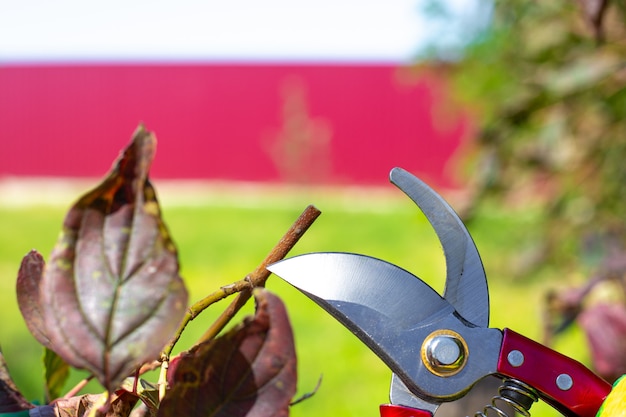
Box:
[0,181,590,417]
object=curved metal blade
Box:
[268,253,454,379]
[389,167,489,327]
[268,252,501,401]
[268,252,453,330]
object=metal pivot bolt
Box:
[422,329,468,376]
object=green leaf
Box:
[43,348,70,401]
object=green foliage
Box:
[43,348,69,402]
[441,0,626,272]
[420,0,626,386]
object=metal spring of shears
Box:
[473,379,539,417]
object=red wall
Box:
[0,64,469,187]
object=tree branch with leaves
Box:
[1,126,320,417]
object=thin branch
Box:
[158,360,169,401]
[199,204,322,343]
[63,374,94,399]
[290,375,323,406]
[160,204,321,360]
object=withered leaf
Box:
[579,303,626,383]
[0,348,34,413]
[129,403,152,417]
[158,289,297,417]
[48,391,138,417]
[16,251,50,347]
[16,126,188,392]
[120,378,159,417]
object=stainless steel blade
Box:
[268,252,453,330]
[390,374,440,412]
[389,167,489,327]
[268,253,502,401]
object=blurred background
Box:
[0,0,490,188]
[1,1,625,416]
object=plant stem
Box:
[199,204,322,343]
[160,204,321,361]
[63,374,94,399]
[158,360,168,401]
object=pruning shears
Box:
[267,167,612,417]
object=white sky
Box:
[0,0,490,63]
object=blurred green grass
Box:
[0,182,591,417]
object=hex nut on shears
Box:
[421,329,468,377]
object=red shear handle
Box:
[498,328,611,417]
[380,404,433,417]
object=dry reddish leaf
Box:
[16,126,188,392]
[579,303,626,383]
[35,391,139,417]
[129,403,152,417]
[16,251,50,347]
[158,289,297,417]
[119,378,159,417]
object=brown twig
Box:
[157,204,320,400]
[160,204,321,361]
[62,374,94,399]
[198,204,321,343]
